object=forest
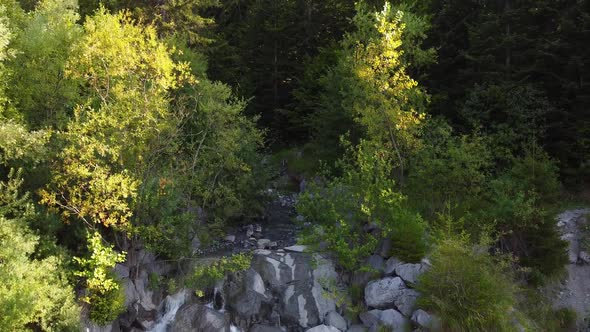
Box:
[0,0,589,331]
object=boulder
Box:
[325,311,347,331]
[393,289,419,317]
[377,238,392,258]
[359,311,381,327]
[250,324,286,332]
[579,251,590,264]
[346,325,367,332]
[225,235,236,242]
[394,263,424,285]
[285,245,307,253]
[258,239,272,249]
[378,309,409,331]
[306,325,340,332]
[367,255,385,273]
[171,304,230,332]
[226,268,268,318]
[384,257,403,275]
[251,250,337,329]
[364,277,407,309]
[411,309,441,331]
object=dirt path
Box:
[553,209,590,328]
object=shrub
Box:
[74,232,126,325]
[297,141,426,270]
[416,235,520,331]
[185,253,252,297]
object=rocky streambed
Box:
[84,190,440,332]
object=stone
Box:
[255,224,263,233]
[225,235,236,242]
[251,250,337,329]
[411,309,441,331]
[114,263,130,279]
[285,245,307,252]
[325,311,347,331]
[250,324,285,332]
[171,304,230,332]
[393,289,419,317]
[395,263,424,285]
[379,309,409,331]
[226,268,268,318]
[296,215,306,222]
[258,239,272,249]
[306,325,340,332]
[367,255,385,273]
[579,251,590,264]
[384,257,403,275]
[359,311,380,327]
[363,222,378,233]
[364,277,407,309]
[346,325,368,332]
[246,224,254,238]
[377,238,392,258]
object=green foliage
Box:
[186,253,252,297]
[407,118,491,219]
[6,0,82,129]
[308,2,429,169]
[553,308,577,331]
[298,141,426,270]
[462,84,554,165]
[416,234,522,331]
[479,150,567,284]
[0,169,80,331]
[74,232,126,325]
[0,120,50,164]
[41,8,187,228]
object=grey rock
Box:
[359,311,381,327]
[226,268,268,318]
[367,255,385,273]
[378,238,392,258]
[285,245,307,252]
[379,309,409,330]
[395,263,424,285]
[579,251,590,264]
[394,289,419,317]
[306,325,340,332]
[384,257,403,275]
[171,304,229,332]
[411,309,441,331]
[325,311,347,331]
[250,324,286,332]
[364,277,407,309]
[346,325,368,332]
[246,224,254,238]
[258,239,272,249]
[114,263,129,279]
[251,250,337,329]
[224,235,236,242]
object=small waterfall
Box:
[147,289,189,332]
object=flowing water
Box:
[147,289,189,332]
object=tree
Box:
[6,0,82,129]
[41,8,187,228]
[301,1,433,169]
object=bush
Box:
[74,232,126,325]
[480,150,567,284]
[185,253,252,297]
[416,235,521,331]
[297,141,427,270]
